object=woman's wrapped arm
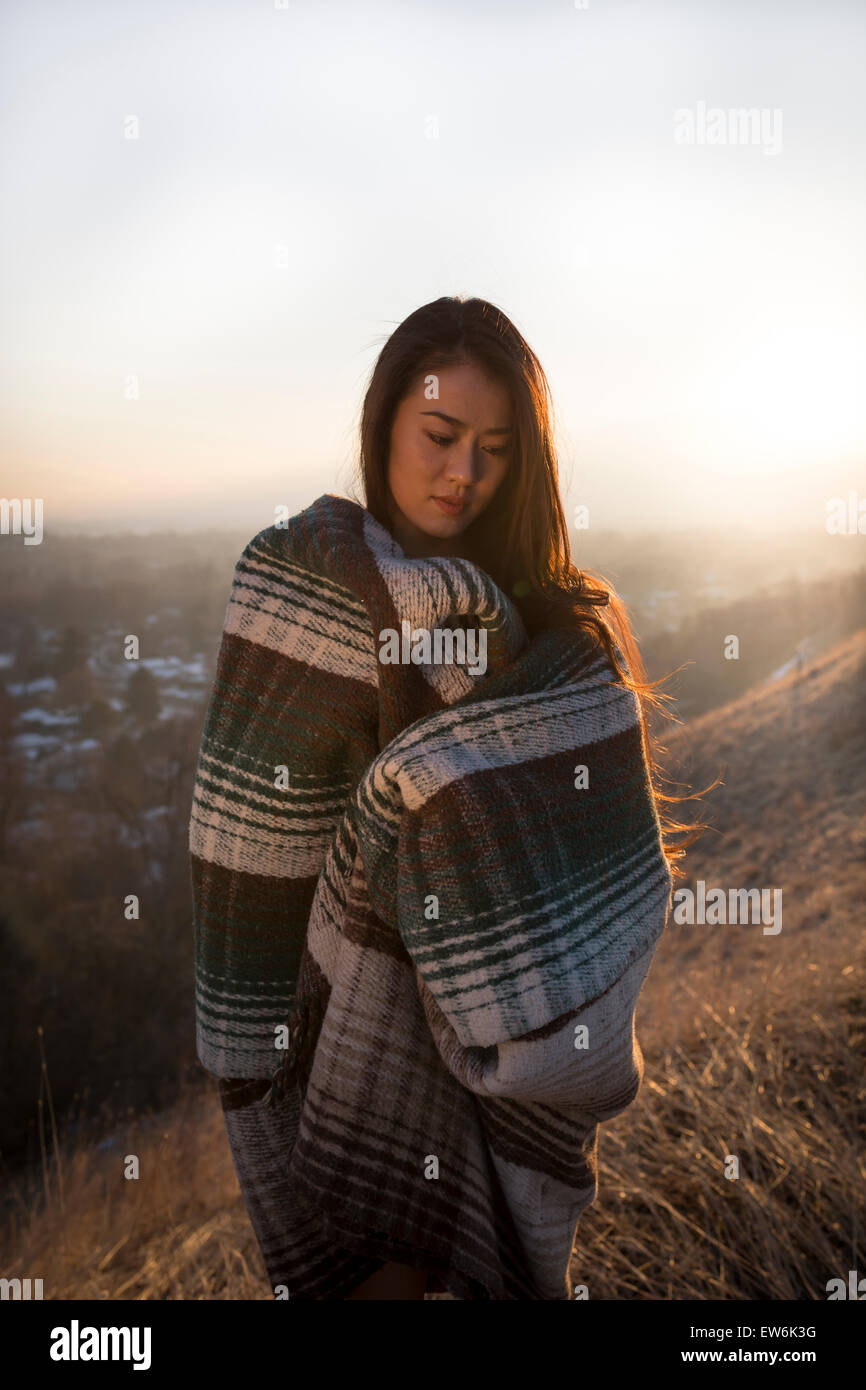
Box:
[353,635,673,1121]
[189,522,377,1286]
[190,522,377,1079]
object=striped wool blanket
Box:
[190,493,672,1300]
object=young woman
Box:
[191,296,697,1301]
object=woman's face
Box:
[385,360,512,557]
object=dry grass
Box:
[572,923,864,1299]
[1,1079,270,1299]
[2,633,864,1299]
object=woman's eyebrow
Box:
[419,410,512,435]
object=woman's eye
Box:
[427,431,507,456]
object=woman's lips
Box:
[432,495,467,515]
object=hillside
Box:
[2,632,864,1299]
[657,624,865,977]
[571,627,866,1298]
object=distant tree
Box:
[55,664,97,709]
[185,609,206,654]
[126,666,160,723]
[0,690,21,863]
[110,731,143,773]
[15,620,50,681]
[0,685,13,743]
[79,698,120,739]
[54,624,90,678]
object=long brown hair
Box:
[353,294,705,876]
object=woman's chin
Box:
[423,504,472,532]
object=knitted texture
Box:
[189,493,672,1300]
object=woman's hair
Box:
[354,294,706,875]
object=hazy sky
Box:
[1,0,864,535]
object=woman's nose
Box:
[446,443,481,484]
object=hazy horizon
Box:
[2,0,865,534]
[23,514,866,543]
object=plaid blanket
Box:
[190,493,672,1300]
